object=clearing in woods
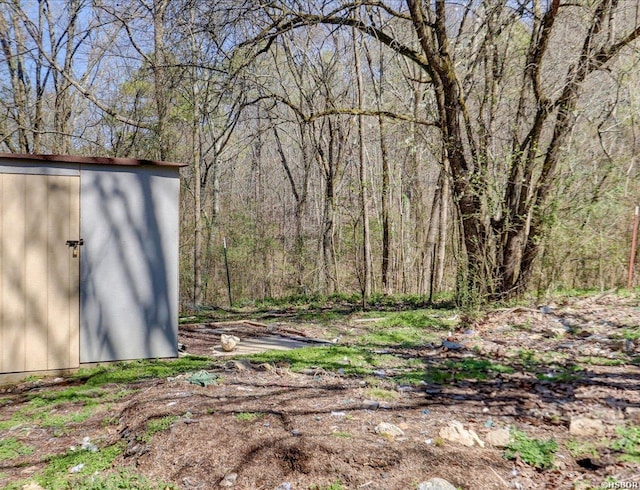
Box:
[0,292,639,489]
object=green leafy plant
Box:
[504,429,558,470]
[611,424,640,463]
[565,439,598,458]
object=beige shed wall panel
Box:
[0,173,80,373]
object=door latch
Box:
[66,239,84,258]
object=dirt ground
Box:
[1,294,639,489]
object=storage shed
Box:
[0,154,185,374]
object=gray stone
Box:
[225,359,250,371]
[81,436,98,452]
[69,463,85,474]
[374,422,405,438]
[569,417,605,438]
[485,428,510,448]
[417,477,458,490]
[362,399,379,410]
[442,340,464,350]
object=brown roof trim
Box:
[0,153,187,167]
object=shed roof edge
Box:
[0,153,187,168]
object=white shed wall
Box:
[80,165,179,362]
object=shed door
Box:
[1,173,80,373]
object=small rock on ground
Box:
[374,422,405,438]
[219,473,238,487]
[485,428,510,448]
[22,484,46,490]
[417,477,458,490]
[220,334,240,352]
[569,417,605,438]
[439,421,484,448]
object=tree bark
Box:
[353,26,372,302]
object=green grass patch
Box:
[140,415,179,443]
[577,356,626,366]
[614,327,640,341]
[377,310,455,330]
[392,369,433,385]
[611,424,640,463]
[0,387,133,434]
[27,387,111,408]
[535,364,583,382]
[295,310,346,323]
[74,356,214,386]
[365,388,398,400]
[504,429,557,470]
[445,359,514,380]
[0,412,30,431]
[516,350,585,381]
[331,431,352,438]
[38,405,96,428]
[516,349,570,368]
[234,412,263,422]
[566,439,598,458]
[360,326,439,347]
[243,345,399,375]
[0,437,34,461]
[310,481,345,490]
[392,359,513,385]
[67,468,178,489]
[35,442,124,489]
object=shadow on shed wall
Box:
[80,165,179,363]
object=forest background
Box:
[1,0,639,309]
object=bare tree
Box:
[244,0,640,301]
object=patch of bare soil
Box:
[1,294,639,489]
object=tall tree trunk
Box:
[0,9,30,152]
[193,111,203,306]
[153,0,170,160]
[321,168,337,294]
[363,32,391,294]
[353,26,372,302]
[436,166,450,292]
[272,124,309,292]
